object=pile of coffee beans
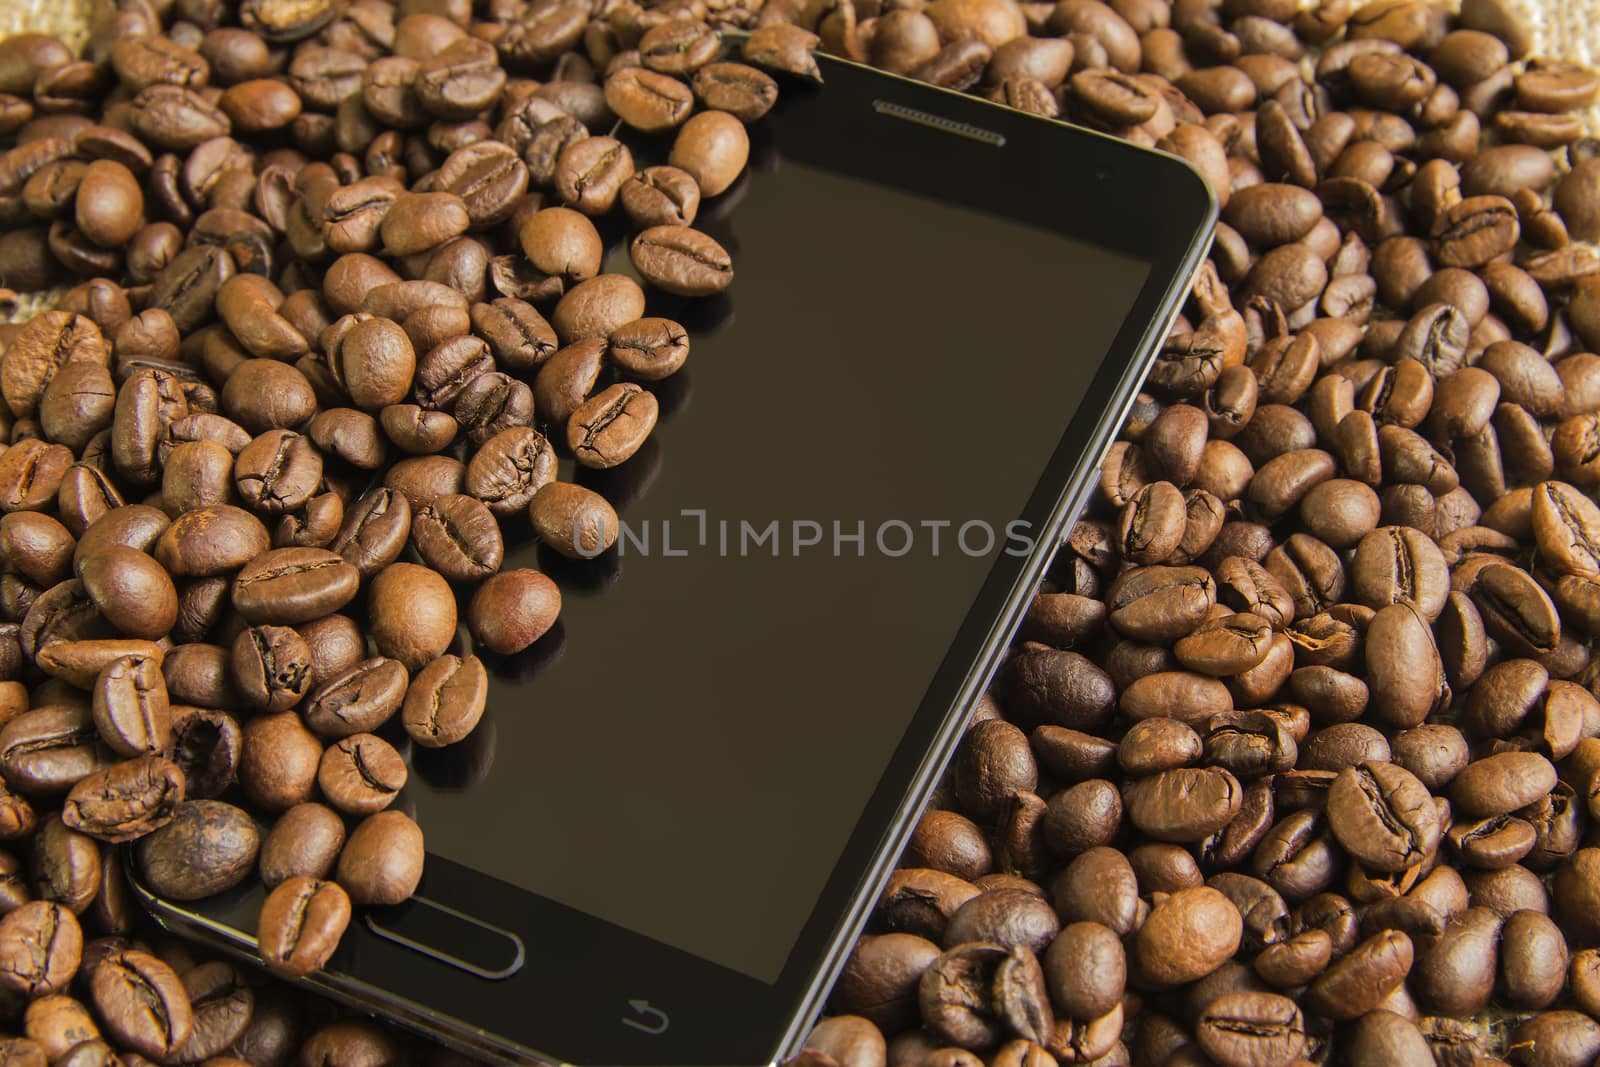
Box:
[787,0,1600,1065]
[2,0,1600,1060]
[0,0,788,1059]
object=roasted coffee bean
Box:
[692,62,779,121]
[917,942,1010,1048]
[71,547,172,644]
[0,705,104,798]
[235,430,322,515]
[366,563,455,671]
[554,136,634,216]
[61,755,185,844]
[260,802,345,890]
[413,334,493,411]
[670,111,750,198]
[605,67,694,134]
[335,810,423,907]
[328,317,415,411]
[465,427,557,517]
[154,506,269,578]
[567,383,659,469]
[232,548,359,625]
[231,625,312,713]
[411,493,503,581]
[1125,766,1243,842]
[330,487,410,577]
[529,482,618,559]
[1136,886,1243,986]
[468,569,559,655]
[630,226,734,297]
[134,800,258,901]
[316,734,405,816]
[1325,760,1441,871]
[1502,909,1568,1009]
[32,815,98,916]
[434,141,525,228]
[256,876,350,978]
[1196,992,1306,1067]
[90,654,169,758]
[89,949,191,1058]
[303,658,407,740]
[402,653,487,748]
[451,370,532,448]
[518,207,601,289]
[471,299,558,372]
[1350,525,1449,619]
[0,901,80,996]
[380,192,469,257]
[621,167,701,230]
[2,312,107,421]
[1305,930,1414,1019]
[168,706,241,801]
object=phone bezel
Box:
[133,49,1218,1067]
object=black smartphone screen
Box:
[134,56,1218,1066]
[402,115,1151,982]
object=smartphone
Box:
[132,50,1216,1067]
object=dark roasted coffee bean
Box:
[231,625,312,712]
[0,705,104,798]
[553,136,634,216]
[231,547,359,625]
[134,799,257,902]
[317,733,404,816]
[1325,760,1441,872]
[90,654,169,758]
[61,755,185,844]
[1196,992,1305,1067]
[411,493,502,581]
[330,488,410,577]
[0,900,80,995]
[630,225,733,297]
[402,653,487,748]
[336,809,423,907]
[89,949,191,1058]
[567,383,658,469]
[303,658,407,741]
[367,563,455,672]
[256,876,349,978]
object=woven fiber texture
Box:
[0,0,90,61]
